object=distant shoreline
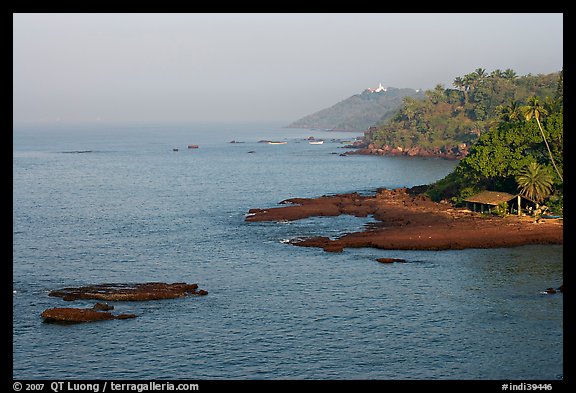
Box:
[283,126,364,133]
[246,187,563,252]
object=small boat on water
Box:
[267,141,288,145]
[187,145,199,149]
[308,140,324,144]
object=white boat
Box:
[308,140,324,144]
[268,141,288,145]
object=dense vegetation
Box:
[287,87,424,131]
[290,68,563,214]
[366,69,560,151]
[424,69,563,215]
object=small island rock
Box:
[41,307,136,323]
[49,282,207,301]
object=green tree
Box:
[402,96,418,122]
[453,76,468,103]
[555,68,563,104]
[503,69,517,80]
[515,162,554,204]
[425,84,446,104]
[496,100,522,122]
[542,96,561,115]
[474,68,487,80]
[464,73,478,94]
[365,69,560,161]
[490,69,504,78]
[521,96,563,181]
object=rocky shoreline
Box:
[246,187,563,252]
[343,140,469,160]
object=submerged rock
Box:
[92,302,114,311]
[323,244,344,253]
[41,307,137,323]
[49,282,208,301]
[376,258,406,264]
[544,284,563,294]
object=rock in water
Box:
[42,282,208,324]
[92,302,114,311]
[376,258,406,263]
[41,307,136,323]
[48,282,208,301]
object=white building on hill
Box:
[366,83,387,93]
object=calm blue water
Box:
[13,122,563,380]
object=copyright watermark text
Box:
[502,383,553,391]
[12,382,199,393]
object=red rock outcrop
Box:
[41,282,208,324]
[41,307,137,323]
[49,282,208,301]
[247,188,563,252]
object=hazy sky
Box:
[13,13,563,125]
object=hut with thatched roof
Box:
[463,190,536,215]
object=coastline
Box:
[246,187,563,252]
[343,140,469,160]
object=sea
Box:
[12,122,563,380]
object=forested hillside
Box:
[365,69,560,155]
[287,87,424,131]
[422,69,563,214]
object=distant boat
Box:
[187,145,199,149]
[172,148,179,152]
[308,140,324,144]
[267,141,288,145]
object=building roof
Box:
[463,190,518,206]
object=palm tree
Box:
[496,100,521,122]
[464,73,477,91]
[503,69,517,80]
[543,96,561,116]
[474,68,487,81]
[453,76,467,104]
[521,96,563,182]
[402,97,417,122]
[425,84,446,104]
[490,69,504,79]
[515,162,554,205]
[453,76,464,90]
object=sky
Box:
[13,13,563,125]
